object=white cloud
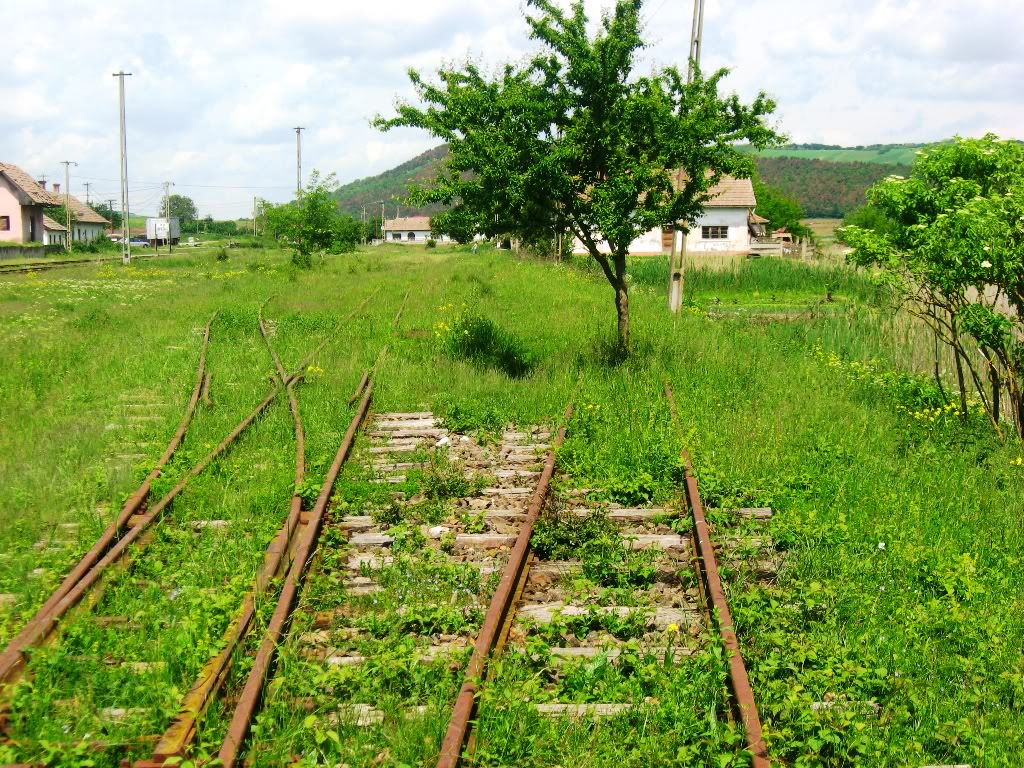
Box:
[2,0,1021,217]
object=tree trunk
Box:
[953,345,968,420]
[615,278,629,350]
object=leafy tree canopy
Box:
[263,171,361,266]
[375,0,781,349]
[841,134,1024,436]
[161,194,198,223]
[752,179,810,238]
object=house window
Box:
[391,232,401,240]
[0,216,9,231]
[702,225,728,239]
[407,232,415,241]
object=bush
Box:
[215,247,228,262]
[435,308,534,378]
[426,239,437,249]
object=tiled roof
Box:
[748,211,769,224]
[60,193,111,225]
[0,162,58,205]
[671,171,757,208]
[43,215,67,231]
[383,216,432,231]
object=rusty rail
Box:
[131,303,310,765]
[664,383,770,768]
[217,378,373,768]
[0,313,216,690]
[435,402,573,768]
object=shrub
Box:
[435,308,534,378]
[426,239,438,249]
[215,247,228,262]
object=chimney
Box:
[53,183,60,195]
[37,180,46,190]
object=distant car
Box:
[129,238,149,247]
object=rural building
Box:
[383,216,440,244]
[572,175,760,257]
[0,162,56,243]
[43,216,67,247]
[42,185,111,243]
[146,217,180,246]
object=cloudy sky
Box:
[3,0,1022,217]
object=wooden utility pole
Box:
[113,70,132,264]
[669,0,706,313]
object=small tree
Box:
[752,179,810,238]
[161,194,198,225]
[430,209,477,244]
[376,0,780,349]
[841,134,1024,438]
[265,171,358,267]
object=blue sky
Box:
[3,0,1021,217]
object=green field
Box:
[0,246,1020,767]
[739,144,927,166]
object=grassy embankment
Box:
[0,245,1020,767]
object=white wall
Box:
[384,229,448,244]
[571,207,751,257]
[686,208,750,254]
[72,222,105,243]
[44,229,66,246]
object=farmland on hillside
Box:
[0,245,1020,767]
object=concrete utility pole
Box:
[293,127,304,195]
[60,160,77,252]
[163,181,174,252]
[377,200,385,242]
[113,70,132,265]
[253,197,258,236]
[669,0,706,314]
[83,181,92,205]
[362,206,367,245]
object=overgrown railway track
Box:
[0,291,386,767]
[209,390,775,767]
[0,254,164,276]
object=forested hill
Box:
[333,143,913,220]
[756,156,911,218]
[333,146,448,218]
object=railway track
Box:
[0,254,165,276]
[205,391,775,767]
[0,292,387,768]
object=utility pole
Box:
[113,70,132,265]
[293,127,304,195]
[253,197,258,236]
[163,181,174,252]
[83,181,92,205]
[377,200,386,242]
[669,0,706,314]
[60,160,77,252]
[362,206,367,245]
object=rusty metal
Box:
[393,288,411,327]
[201,372,212,407]
[664,383,770,768]
[348,369,369,405]
[436,402,573,768]
[131,306,311,765]
[0,372,295,692]
[217,382,374,768]
[0,313,215,690]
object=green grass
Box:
[0,244,1021,767]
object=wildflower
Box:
[877,542,886,551]
[981,259,992,268]
[666,622,679,634]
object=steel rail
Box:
[132,303,309,765]
[435,402,573,768]
[0,253,164,275]
[0,368,301,693]
[664,383,770,768]
[0,313,216,689]
[217,379,373,768]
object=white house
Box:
[573,175,759,257]
[43,215,67,247]
[382,215,445,244]
[42,185,110,243]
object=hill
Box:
[333,145,448,218]
[333,143,914,222]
